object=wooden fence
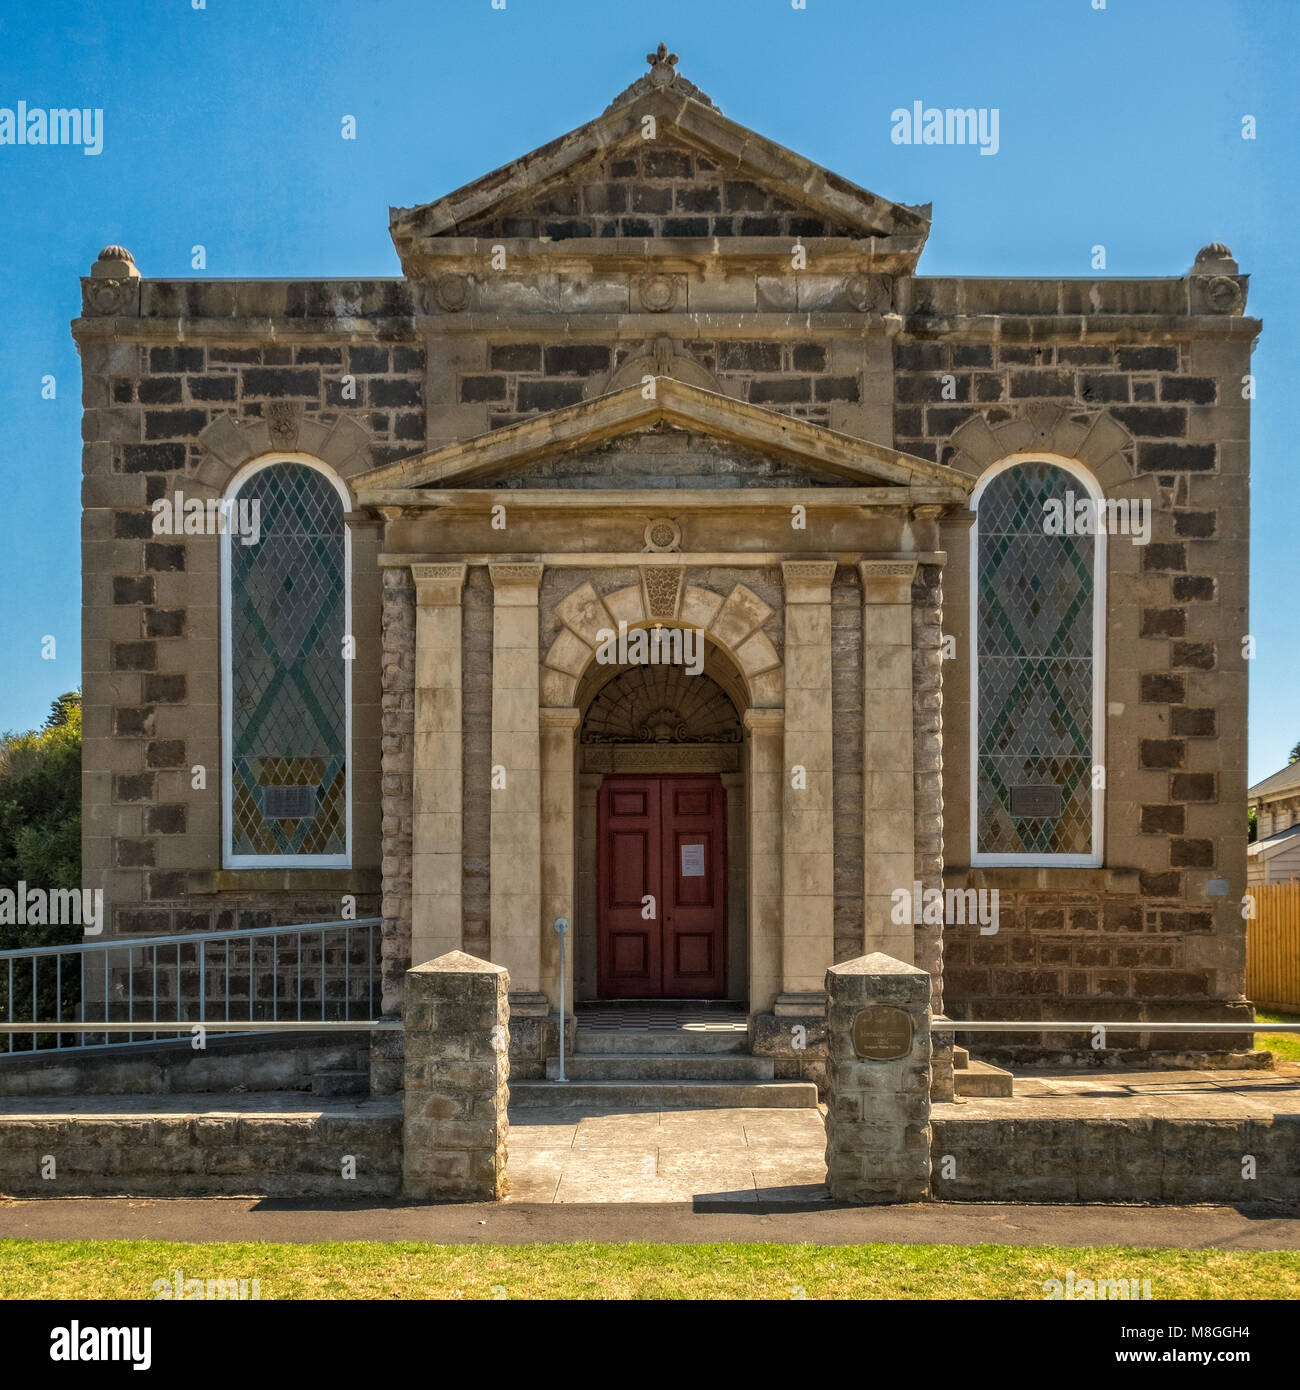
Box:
[1246,883,1300,1011]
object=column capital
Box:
[411,562,467,605]
[539,706,581,731]
[744,707,785,734]
[858,558,918,604]
[781,559,837,603]
[489,561,544,600]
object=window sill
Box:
[191,868,382,894]
[943,866,1140,894]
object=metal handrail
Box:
[0,1020,400,1034]
[933,1020,1300,1033]
[0,917,381,960]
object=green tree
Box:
[1290,740,1300,765]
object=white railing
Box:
[0,917,383,1054]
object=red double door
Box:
[597,774,727,998]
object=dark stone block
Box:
[113,772,155,803]
[710,216,734,236]
[1171,641,1215,670]
[393,412,424,442]
[543,219,593,239]
[144,608,185,638]
[1139,870,1182,897]
[750,377,811,404]
[1117,347,1178,372]
[792,344,827,372]
[973,374,1004,401]
[1137,442,1215,473]
[925,405,974,435]
[112,380,134,403]
[242,368,321,398]
[1113,406,1185,437]
[814,375,860,403]
[113,576,154,605]
[146,872,187,901]
[893,406,922,437]
[143,674,186,703]
[1140,608,1186,638]
[998,346,1045,366]
[113,706,153,737]
[1170,838,1214,868]
[1171,706,1215,737]
[610,160,638,178]
[517,379,584,411]
[393,346,423,372]
[663,217,709,237]
[114,510,153,539]
[149,346,205,373]
[583,184,627,215]
[1132,380,1156,402]
[739,216,780,235]
[1139,739,1185,770]
[643,149,693,178]
[675,185,720,213]
[210,347,260,364]
[631,185,672,214]
[1080,374,1129,403]
[500,217,538,238]
[952,344,993,368]
[460,375,507,403]
[138,377,182,405]
[144,543,184,572]
[1170,773,1216,802]
[1141,804,1185,834]
[895,343,946,371]
[724,181,769,210]
[617,217,655,236]
[1141,543,1186,572]
[115,838,156,868]
[896,373,967,403]
[123,443,185,474]
[1160,375,1217,404]
[112,641,155,672]
[296,346,344,365]
[145,804,188,834]
[1172,575,1215,601]
[1008,369,1075,398]
[145,409,207,439]
[370,378,421,407]
[1140,673,1185,703]
[543,345,611,376]
[263,346,292,365]
[489,344,541,372]
[719,341,781,372]
[788,218,827,237]
[1173,511,1216,538]
[146,739,186,769]
[1058,346,1114,366]
[189,376,236,402]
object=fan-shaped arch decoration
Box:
[582,665,742,745]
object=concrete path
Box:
[2,1196,1299,1249]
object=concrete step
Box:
[310,1070,370,1098]
[952,1046,970,1069]
[574,1031,750,1056]
[953,1059,1014,1098]
[511,1079,819,1109]
[546,1053,773,1081]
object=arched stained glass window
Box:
[222,460,350,866]
[971,458,1104,865]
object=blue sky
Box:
[0,0,1294,782]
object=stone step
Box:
[952,1046,970,1069]
[546,1053,772,1081]
[310,1070,370,1098]
[511,1079,819,1109]
[953,1059,1014,1098]
[574,1030,750,1056]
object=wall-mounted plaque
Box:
[851,1005,914,1061]
[1010,785,1062,819]
[680,843,705,877]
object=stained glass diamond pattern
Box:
[229,464,347,858]
[976,463,1095,857]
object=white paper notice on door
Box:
[680,843,706,877]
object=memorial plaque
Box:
[1010,784,1062,819]
[851,1005,914,1061]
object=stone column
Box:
[778,561,837,1011]
[488,563,545,1013]
[824,952,931,1204]
[860,560,919,963]
[402,950,509,1202]
[410,563,467,968]
[721,770,747,1002]
[540,707,580,1010]
[744,709,785,1015]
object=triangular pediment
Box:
[355,378,971,501]
[389,49,930,274]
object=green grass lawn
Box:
[0,1239,1296,1300]
[1256,1010,1300,1062]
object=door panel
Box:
[597,774,727,998]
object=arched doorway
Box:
[573,646,747,1002]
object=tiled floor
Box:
[505,1104,830,1203]
[573,1003,748,1034]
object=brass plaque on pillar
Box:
[851,1005,914,1061]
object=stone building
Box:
[75,47,1259,1086]
[1248,764,1300,885]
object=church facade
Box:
[75,48,1259,1088]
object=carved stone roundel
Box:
[1203,275,1244,314]
[644,517,681,552]
[638,275,678,312]
[432,273,471,312]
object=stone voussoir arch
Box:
[946,402,1136,496]
[192,409,374,500]
[540,574,785,711]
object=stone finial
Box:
[91,244,138,279]
[1193,242,1238,274]
[605,42,717,113]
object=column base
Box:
[773,991,826,1017]
[508,990,550,1017]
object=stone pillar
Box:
[402,950,509,1202]
[410,563,467,968]
[721,770,747,1002]
[744,709,784,1014]
[540,707,580,1009]
[778,561,837,1011]
[825,952,931,1204]
[488,563,545,1012]
[859,560,918,963]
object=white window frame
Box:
[969,453,1106,868]
[221,453,353,869]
